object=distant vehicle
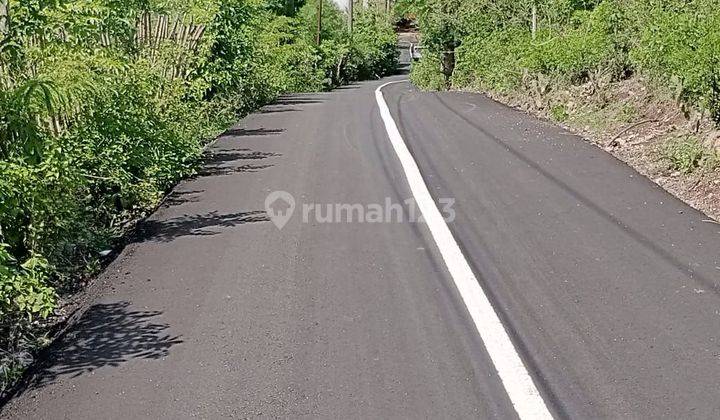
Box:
[410,43,423,61]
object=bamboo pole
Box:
[348,0,353,35]
[145,12,152,44]
[189,25,205,50]
[531,5,537,39]
[0,0,9,36]
[316,0,323,46]
[153,15,162,46]
[169,15,180,41]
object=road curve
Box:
[2,75,720,419]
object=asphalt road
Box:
[2,72,720,419]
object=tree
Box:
[0,0,9,35]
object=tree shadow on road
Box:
[27,302,182,389]
[137,148,275,243]
[259,106,300,114]
[222,127,285,137]
[203,150,280,163]
[196,163,275,177]
[195,150,280,177]
[161,189,205,207]
[272,94,326,105]
[135,211,269,243]
[257,94,327,114]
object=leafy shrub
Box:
[407,0,720,126]
[442,0,627,91]
[630,1,720,122]
[662,136,718,174]
[0,248,55,326]
[345,9,399,81]
[454,27,530,91]
[410,54,447,91]
[550,104,569,122]
[295,1,398,87]
[525,2,626,82]
[0,246,54,394]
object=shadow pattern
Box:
[30,302,182,388]
[161,189,205,207]
[135,211,269,243]
[222,128,284,137]
[259,106,300,114]
[272,96,326,105]
[196,164,274,177]
[195,150,280,178]
[203,151,280,162]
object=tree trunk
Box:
[441,41,456,90]
[0,0,9,36]
[531,5,537,39]
[348,0,353,34]
[316,0,323,45]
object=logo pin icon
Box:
[265,191,295,230]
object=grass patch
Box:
[567,106,613,131]
[566,98,639,132]
[619,103,638,123]
[662,137,718,174]
[550,104,569,122]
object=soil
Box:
[479,75,720,222]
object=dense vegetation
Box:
[402,0,720,125]
[0,0,397,391]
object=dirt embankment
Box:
[482,75,720,222]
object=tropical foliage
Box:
[0,0,397,392]
[403,0,720,124]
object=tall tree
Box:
[0,0,9,36]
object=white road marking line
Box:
[375,80,553,420]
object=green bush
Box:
[524,1,626,81]
[0,246,55,389]
[0,248,54,335]
[345,9,399,81]
[630,2,720,121]
[662,136,718,174]
[295,1,398,87]
[410,54,447,91]
[434,0,627,91]
[407,0,720,125]
[550,104,569,122]
[454,27,530,91]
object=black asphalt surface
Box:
[2,72,720,419]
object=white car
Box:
[410,43,423,61]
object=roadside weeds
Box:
[479,75,720,221]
